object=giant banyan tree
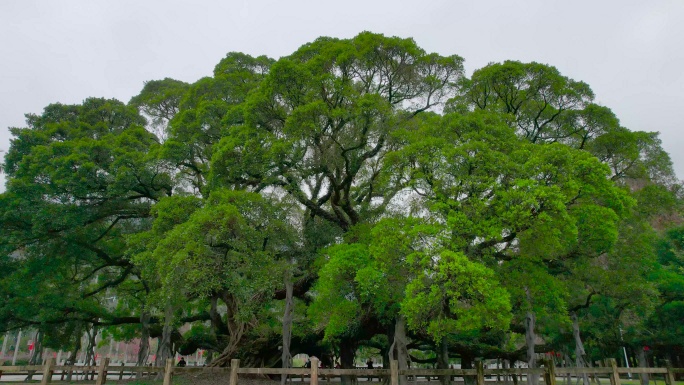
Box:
[2,32,683,385]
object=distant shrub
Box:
[1,358,29,366]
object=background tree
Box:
[131,189,298,367]
[159,53,274,196]
[129,78,190,142]
[0,98,171,346]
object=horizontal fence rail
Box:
[0,357,681,385]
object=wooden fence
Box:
[0,357,682,385]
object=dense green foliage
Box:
[1,32,683,372]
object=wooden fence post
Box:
[119,362,124,381]
[95,357,110,385]
[605,360,613,385]
[230,359,240,385]
[163,358,174,385]
[40,357,56,385]
[311,357,319,385]
[476,360,485,385]
[664,360,676,385]
[608,358,621,385]
[391,360,398,385]
[543,359,556,385]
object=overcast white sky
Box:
[1,0,683,190]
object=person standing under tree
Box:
[367,359,374,381]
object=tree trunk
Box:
[462,355,475,385]
[503,359,510,385]
[587,358,600,385]
[154,337,163,366]
[571,313,590,385]
[524,287,538,385]
[437,339,450,385]
[84,327,98,380]
[563,350,572,385]
[85,327,97,365]
[209,291,249,367]
[511,361,518,385]
[339,338,357,385]
[1,332,9,358]
[525,310,538,385]
[385,322,395,370]
[65,329,82,381]
[390,315,409,385]
[161,305,174,361]
[204,294,219,367]
[674,353,684,381]
[30,331,43,365]
[156,304,174,378]
[137,311,151,374]
[207,337,241,367]
[25,330,43,381]
[281,272,294,385]
[11,330,22,366]
[497,359,501,384]
[637,347,649,385]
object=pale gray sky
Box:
[1,0,683,190]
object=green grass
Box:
[0,379,166,385]
[618,381,684,385]
[552,379,684,385]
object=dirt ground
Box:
[170,373,497,385]
[172,372,390,385]
[174,372,282,385]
